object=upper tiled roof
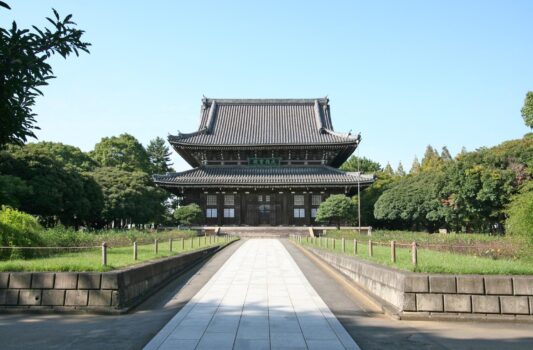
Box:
[169,98,359,146]
[153,166,374,188]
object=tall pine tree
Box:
[396,162,406,176]
[421,145,443,171]
[147,137,173,174]
[441,146,452,161]
[383,163,394,176]
[410,156,421,174]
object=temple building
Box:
[153,98,374,226]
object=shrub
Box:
[315,195,356,229]
[506,182,533,240]
[174,204,203,226]
[0,206,44,258]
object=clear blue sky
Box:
[2,0,532,172]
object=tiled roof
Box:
[153,166,374,188]
[169,98,359,146]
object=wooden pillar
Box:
[217,193,223,226]
[304,192,312,226]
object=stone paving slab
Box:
[144,239,360,350]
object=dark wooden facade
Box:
[180,189,348,227]
[154,98,374,226]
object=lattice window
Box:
[312,195,322,206]
[224,195,234,206]
[294,195,304,206]
[265,195,270,202]
[294,208,305,218]
[206,208,217,218]
[224,208,235,218]
[206,195,217,206]
[311,208,318,218]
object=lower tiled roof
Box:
[153,166,374,188]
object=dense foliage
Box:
[0,135,172,229]
[0,146,103,227]
[374,171,444,231]
[360,134,533,233]
[90,133,151,172]
[89,167,167,228]
[340,155,381,173]
[505,181,533,240]
[0,7,90,148]
[0,206,43,258]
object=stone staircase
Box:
[216,226,311,238]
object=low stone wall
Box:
[304,246,533,321]
[0,244,226,313]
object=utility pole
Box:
[357,135,361,235]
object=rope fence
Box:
[291,235,478,266]
[0,234,235,267]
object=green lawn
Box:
[0,236,238,272]
[295,236,533,275]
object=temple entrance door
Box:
[258,204,271,225]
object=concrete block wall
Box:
[306,247,406,309]
[0,244,223,313]
[305,246,533,320]
[404,275,533,317]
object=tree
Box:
[440,162,516,233]
[315,194,356,229]
[521,91,533,129]
[352,172,396,227]
[0,149,103,227]
[147,137,173,174]
[421,145,443,171]
[90,134,151,172]
[410,156,421,174]
[383,163,394,176]
[0,174,31,208]
[374,171,445,232]
[340,156,381,173]
[441,146,453,161]
[396,162,406,177]
[174,204,203,226]
[89,167,167,227]
[0,6,90,148]
[15,142,97,172]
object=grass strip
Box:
[0,236,238,272]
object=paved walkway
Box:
[144,239,360,350]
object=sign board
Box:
[248,157,281,167]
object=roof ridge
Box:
[202,98,329,105]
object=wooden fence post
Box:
[391,240,396,262]
[411,241,418,266]
[154,239,158,254]
[102,242,107,266]
[368,240,373,257]
[169,238,173,252]
[354,239,357,255]
[133,241,138,260]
